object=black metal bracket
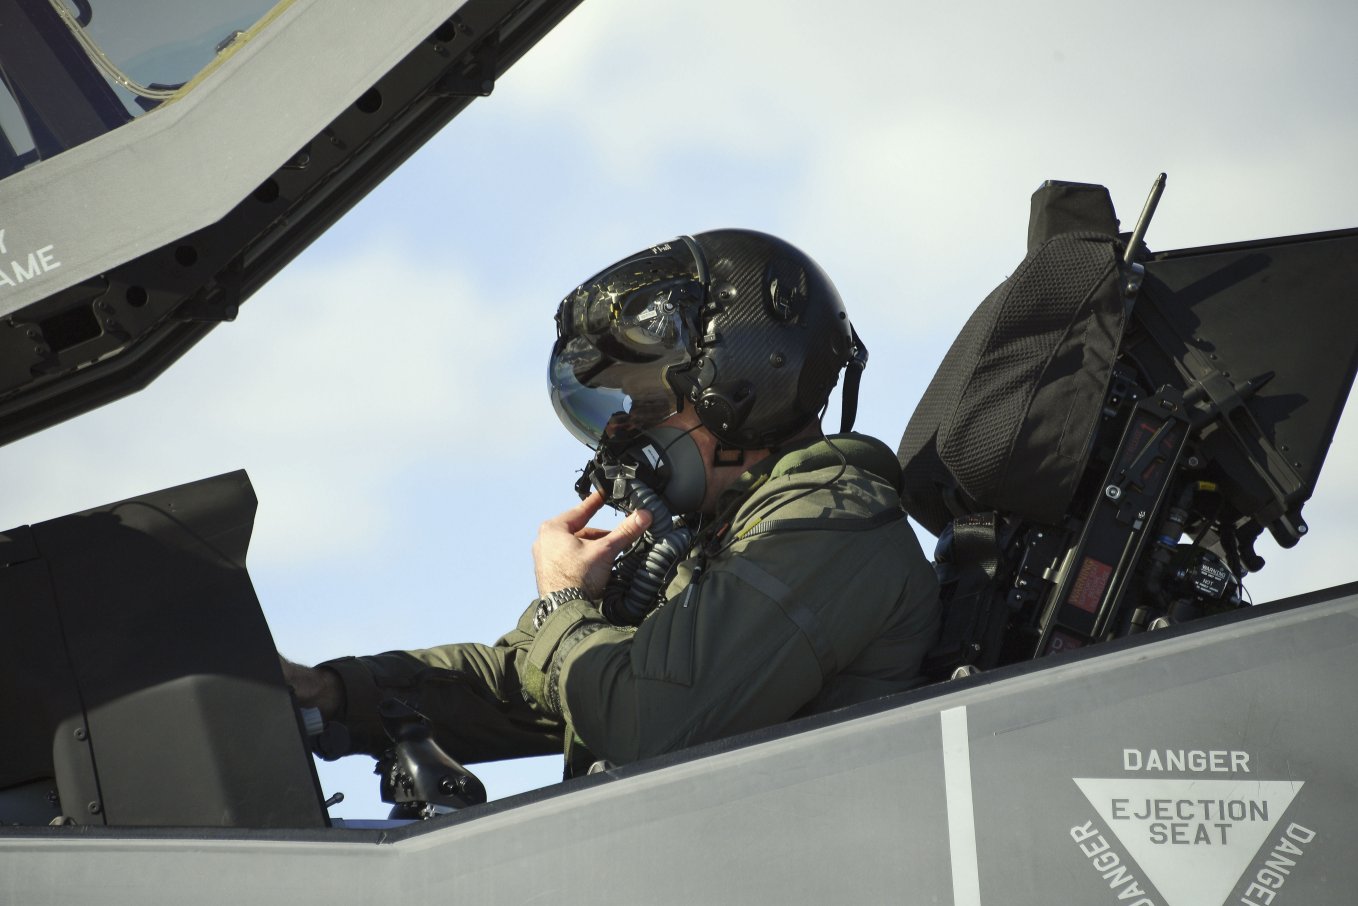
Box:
[1136,296,1307,546]
[435,36,499,98]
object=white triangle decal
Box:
[1074,778,1302,906]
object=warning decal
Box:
[1073,776,1304,906]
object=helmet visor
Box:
[549,336,689,446]
[548,240,707,447]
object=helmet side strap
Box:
[840,324,868,433]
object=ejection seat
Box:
[896,179,1358,676]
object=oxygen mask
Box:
[571,420,704,626]
[575,420,706,518]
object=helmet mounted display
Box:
[549,229,865,451]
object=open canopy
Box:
[0,0,582,446]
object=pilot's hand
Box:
[533,490,651,600]
[280,656,344,720]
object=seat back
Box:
[899,182,1127,535]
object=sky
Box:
[2,0,1356,819]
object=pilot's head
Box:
[548,229,861,513]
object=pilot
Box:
[284,229,940,775]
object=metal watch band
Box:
[533,586,588,630]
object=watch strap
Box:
[533,586,589,630]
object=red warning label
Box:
[1067,557,1113,614]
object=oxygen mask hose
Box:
[600,478,693,625]
[574,424,706,625]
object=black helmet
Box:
[549,229,865,450]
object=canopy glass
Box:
[0,0,283,179]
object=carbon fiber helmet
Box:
[550,229,864,450]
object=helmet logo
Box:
[769,277,789,319]
[766,260,807,322]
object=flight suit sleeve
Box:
[524,520,916,765]
[317,607,566,763]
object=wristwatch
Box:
[533,586,588,630]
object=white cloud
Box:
[0,242,553,567]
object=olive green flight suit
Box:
[320,433,940,771]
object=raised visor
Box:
[2,581,1354,905]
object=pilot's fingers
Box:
[594,508,652,559]
[554,490,606,534]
